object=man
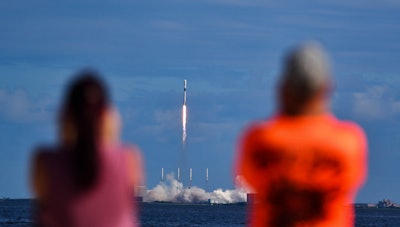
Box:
[235,42,367,227]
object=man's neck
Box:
[280,97,330,116]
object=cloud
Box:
[136,108,181,143]
[154,109,180,124]
[0,88,54,123]
[352,85,400,120]
[190,121,239,142]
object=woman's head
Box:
[59,69,110,192]
[60,70,109,145]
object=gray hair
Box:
[279,41,332,114]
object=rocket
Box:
[183,79,187,105]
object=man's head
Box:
[279,42,332,115]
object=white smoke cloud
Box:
[352,86,386,119]
[0,88,53,122]
[352,85,400,120]
[144,173,247,204]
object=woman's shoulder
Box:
[103,143,142,165]
[119,144,142,162]
[106,143,133,153]
[117,144,144,186]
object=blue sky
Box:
[0,0,399,203]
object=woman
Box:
[31,70,144,227]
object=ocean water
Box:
[1,199,400,227]
[0,199,31,227]
[140,203,246,227]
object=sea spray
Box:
[144,173,247,204]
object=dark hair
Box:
[60,70,109,193]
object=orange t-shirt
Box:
[236,113,367,227]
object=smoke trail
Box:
[144,173,247,204]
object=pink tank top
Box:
[37,145,138,227]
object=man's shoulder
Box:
[323,118,367,155]
[302,114,365,140]
[241,120,272,138]
[333,119,366,139]
[245,115,281,131]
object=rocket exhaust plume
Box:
[206,168,209,192]
[182,106,187,142]
[179,80,188,187]
[182,80,187,144]
[189,168,193,188]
